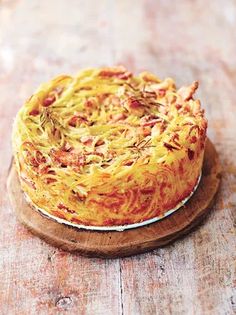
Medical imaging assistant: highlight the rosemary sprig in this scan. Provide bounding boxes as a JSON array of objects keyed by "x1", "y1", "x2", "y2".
[{"x1": 126, "y1": 138, "x2": 155, "y2": 153}]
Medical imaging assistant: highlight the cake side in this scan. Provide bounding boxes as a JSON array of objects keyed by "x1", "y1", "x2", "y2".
[{"x1": 12, "y1": 67, "x2": 207, "y2": 226}]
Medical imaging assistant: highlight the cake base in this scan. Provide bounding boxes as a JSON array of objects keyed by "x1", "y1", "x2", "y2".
[
  {"x1": 7, "y1": 138, "x2": 221, "y2": 258},
  {"x1": 23, "y1": 173, "x2": 202, "y2": 232}
]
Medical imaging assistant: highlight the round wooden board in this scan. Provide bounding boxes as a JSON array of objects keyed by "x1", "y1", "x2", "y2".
[{"x1": 7, "y1": 139, "x2": 221, "y2": 258}]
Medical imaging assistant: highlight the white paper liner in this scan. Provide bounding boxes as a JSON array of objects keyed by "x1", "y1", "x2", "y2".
[{"x1": 24, "y1": 173, "x2": 201, "y2": 232}]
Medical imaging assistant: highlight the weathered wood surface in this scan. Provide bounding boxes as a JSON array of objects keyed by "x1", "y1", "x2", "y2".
[
  {"x1": 7, "y1": 139, "x2": 221, "y2": 258},
  {"x1": 0, "y1": 0, "x2": 235, "y2": 314}
]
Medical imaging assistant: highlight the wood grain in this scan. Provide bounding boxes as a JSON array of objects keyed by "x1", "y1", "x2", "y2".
[
  {"x1": 7, "y1": 139, "x2": 221, "y2": 258},
  {"x1": 0, "y1": 0, "x2": 236, "y2": 314}
]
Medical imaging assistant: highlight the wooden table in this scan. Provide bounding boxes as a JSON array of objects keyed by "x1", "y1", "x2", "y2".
[{"x1": 0, "y1": 1, "x2": 235, "y2": 314}]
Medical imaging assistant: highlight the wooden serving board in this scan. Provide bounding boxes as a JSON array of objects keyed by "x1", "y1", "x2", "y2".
[{"x1": 7, "y1": 139, "x2": 221, "y2": 258}]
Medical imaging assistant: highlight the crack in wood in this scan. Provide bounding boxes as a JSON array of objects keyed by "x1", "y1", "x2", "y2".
[{"x1": 119, "y1": 259, "x2": 124, "y2": 315}]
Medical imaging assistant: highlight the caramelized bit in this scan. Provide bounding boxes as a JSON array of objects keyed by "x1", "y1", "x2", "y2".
[
  {"x1": 43, "y1": 95, "x2": 56, "y2": 107},
  {"x1": 170, "y1": 133, "x2": 180, "y2": 147},
  {"x1": 84, "y1": 98, "x2": 98, "y2": 114},
  {"x1": 74, "y1": 192, "x2": 86, "y2": 202},
  {"x1": 99, "y1": 66, "x2": 132, "y2": 80},
  {"x1": 29, "y1": 109, "x2": 40, "y2": 116},
  {"x1": 80, "y1": 135, "x2": 94, "y2": 146},
  {"x1": 45, "y1": 178, "x2": 57, "y2": 184},
  {"x1": 158, "y1": 89, "x2": 166, "y2": 97},
  {"x1": 150, "y1": 78, "x2": 175, "y2": 94},
  {"x1": 190, "y1": 136, "x2": 197, "y2": 143},
  {"x1": 62, "y1": 142, "x2": 73, "y2": 152},
  {"x1": 25, "y1": 149, "x2": 46, "y2": 168},
  {"x1": 127, "y1": 97, "x2": 143, "y2": 109},
  {"x1": 69, "y1": 114, "x2": 88, "y2": 127},
  {"x1": 111, "y1": 113, "x2": 127, "y2": 122},
  {"x1": 140, "y1": 115, "x2": 162, "y2": 127},
  {"x1": 163, "y1": 142, "x2": 179, "y2": 151},
  {"x1": 139, "y1": 71, "x2": 161, "y2": 83},
  {"x1": 178, "y1": 81, "x2": 199, "y2": 101},
  {"x1": 38, "y1": 165, "x2": 50, "y2": 175},
  {"x1": 85, "y1": 98, "x2": 97, "y2": 108},
  {"x1": 188, "y1": 148, "x2": 194, "y2": 160},
  {"x1": 95, "y1": 139, "x2": 105, "y2": 146},
  {"x1": 138, "y1": 126, "x2": 151, "y2": 136},
  {"x1": 124, "y1": 97, "x2": 145, "y2": 116},
  {"x1": 140, "y1": 187, "x2": 155, "y2": 194},
  {"x1": 58, "y1": 203, "x2": 75, "y2": 214},
  {"x1": 51, "y1": 149, "x2": 85, "y2": 167},
  {"x1": 122, "y1": 159, "x2": 134, "y2": 166},
  {"x1": 35, "y1": 151, "x2": 46, "y2": 164}
]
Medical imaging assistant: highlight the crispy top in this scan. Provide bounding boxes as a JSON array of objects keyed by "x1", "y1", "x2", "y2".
[{"x1": 14, "y1": 66, "x2": 206, "y2": 172}]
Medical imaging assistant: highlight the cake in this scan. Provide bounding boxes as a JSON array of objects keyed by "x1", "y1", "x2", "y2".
[{"x1": 12, "y1": 66, "x2": 207, "y2": 227}]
